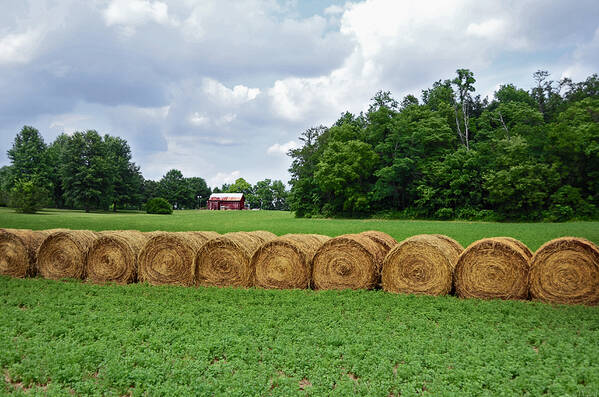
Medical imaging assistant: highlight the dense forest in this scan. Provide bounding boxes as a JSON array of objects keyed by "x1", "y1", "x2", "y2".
[
  {"x1": 0, "y1": 129, "x2": 288, "y2": 213},
  {"x1": 288, "y1": 70, "x2": 599, "y2": 221}
]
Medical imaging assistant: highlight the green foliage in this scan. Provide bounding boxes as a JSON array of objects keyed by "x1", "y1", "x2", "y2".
[
  {"x1": 145, "y1": 197, "x2": 173, "y2": 214},
  {"x1": 0, "y1": 166, "x2": 12, "y2": 206},
  {"x1": 60, "y1": 130, "x2": 112, "y2": 212},
  {"x1": 288, "y1": 70, "x2": 599, "y2": 220},
  {"x1": 1, "y1": 277, "x2": 599, "y2": 396},
  {"x1": 6, "y1": 126, "x2": 49, "y2": 189},
  {"x1": 9, "y1": 178, "x2": 49, "y2": 213}
]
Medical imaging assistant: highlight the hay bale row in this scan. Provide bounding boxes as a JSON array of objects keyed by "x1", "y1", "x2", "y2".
[{"x1": 1, "y1": 229, "x2": 597, "y2": 305}]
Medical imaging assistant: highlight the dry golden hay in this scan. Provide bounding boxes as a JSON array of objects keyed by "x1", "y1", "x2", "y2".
[
  {"x1": 251, "y1": 234, "x2": 331, "y2": 289},
  {"x1": 196, "y1": 231, "x2": 276, "y2": 287},
  {"x1": 0, "y1": 229, "x2": 51, "y2": 278},
  {"x1": 529, "y1": 237, "x2": 599, "y2": 305},
  {"x1": 382, "y1": 234, "x2": 463, "y2": 296},
  {"x1": 37, "y1": 230, "x2": 98, "y2": 280},
  {"x1": 138, "y1": 232, "x2": 215, "y2": 286},
  {"x1": 312, "y1": 233, "x2": 382, "y2": 290},
  {"x1": 454, "y1": 237, "x2": 530, "y2": 300},
  {"x1": 432, "y1": 234, "x2": 465, "y2": 254},
  {"x1": 495, "y1": 236, "x2": 533, "y2": 259},
  {"x1": 360, "y1": 230, "x2": 398, "y2": 257},
  {"x1": 85, "y1": 230, "x2": 150, "y2": 284}
]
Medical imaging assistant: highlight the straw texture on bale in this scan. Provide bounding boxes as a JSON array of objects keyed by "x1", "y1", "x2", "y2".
[
  {"x1": 196, "y1": 231, "x2": 276, "y2": 287},
  {"x1": 37, "y1": 230, "x2": 98, "y2": 280},
  {"x1": 360, "y1": 231, "x2": 398, "y2": 254},
  {"x1": 138, "y1": 232, "x2": 217, "y2": 286},
  {"x1": 312, "y1": 233, "x2": 382, "y2": 290},
  {"x1": 454, "y1": 237, "x2": 530, "y2": 300},
  {"x1": 529, "y1": 237, "x2": 599, "y2": 305},
  {"x1": 85, "y1": 230, "x2": 149, "y2": 284},
  {"x1": 382, "y1": 234, "x2": 463, "y2": 296},
  {"x1": 0, "y1": 229, "x2": 51, "y2": 278},
  {"x1": 251, "y1": 234, "x2": 330, "y2": 289}
]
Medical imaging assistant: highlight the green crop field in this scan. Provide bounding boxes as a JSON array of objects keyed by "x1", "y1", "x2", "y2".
[
  {"x1": 1, "y1": 208, "x2": 599, "y2": 395},
  {"x1": 1, "y1": 207, "x2": 598, "y2": 250}
]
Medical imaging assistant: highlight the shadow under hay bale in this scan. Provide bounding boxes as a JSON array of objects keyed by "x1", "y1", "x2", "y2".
[
  {"x1": 529, "y1": 237, "x2": 599, "y2": 306},
  {"x1": 138, "y1": 231, "x2": 218, "y2": 286},
  {"x1": 251, "y1": 234, "x2": 330, "y2": 289},
  {"x1": 196, "y1": 231, "x2": 276, "y2": 287},
  {"x1": 454, "y1": 237, "x2": 530, "y2": 300},
  {"x1": 0, "y1": 229, "x2": 51, "y2": 278},
  {"x1": 312, "y1": 233, "x2": 382, "y2": 290},
  {"x1": 37, "y1": 230, "x2": 98, "y2": 280},
  {"x1": 382, "y1": 234, "x2": 463, "y2": 296},
  {"x1": 85, "y1": 230, "x2": 149, "y2": 284}
]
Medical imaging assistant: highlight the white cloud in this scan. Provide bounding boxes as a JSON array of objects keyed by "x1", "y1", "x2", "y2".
[
  {"x1": 202, "y1": 78, "x2": 261, "y2": 105},
  {"x1": 189, "y1": 112, "x2": 209, "y2": 126},
  {"x1": 466, "y1": 19, "x2": 506, "y2": 39},
  {"x1": 267, "y1": 140, "x2": 299, "y2": 156},
  {"x1": 103, "y1": 0, "x2": 170, "y2": 27},
  {"x1": 0, "y1": 29, "x2": 42, "y2": 64},
  {"x1": 209, "y1": 170, "x2": 241, "y2": 187},
  {"x1": 324, "y1": 5, "x2": 345, "y2": 15}
]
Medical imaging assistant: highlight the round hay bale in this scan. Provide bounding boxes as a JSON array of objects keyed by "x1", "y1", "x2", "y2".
[
  {"x1": 196, "y1": 231, "x2": 276, "y2": 287},
  {"x1": 382, "y1": 234, "x2": 463, "y2": 296},
  {"x1": 85, "y1": 230, "x2": 149, "y2": 284},
  {"x1": 360, "y1": 230, "x2": 397, "y2": 257},
  {"x1": 529, "y1": 237, "x2": 599, "y2": 305},
  {"x1": 312, "y1": 234, "x2": 382, "y2": 290},
  {"x1": 432, "y1": 234, "x2": 465, "y2": 254},
  {"x1": 454, "y1": 238, "x2": 530, "y2": 300},
  {"x1": 0, "y1": 229, "x2": 51, "y2": 278},
  {"x1": 37, "y1": 230, "x2": 98, "y2": 280},
  {"x1": 495, "y1": 236, "x2": 533, "y2": 259},
  {"x1": 138, "y1": 232, "x2": 214, "y2": 286},
  {"x1": 252, "y1": 234, "x2": 330, "y2": 289}
]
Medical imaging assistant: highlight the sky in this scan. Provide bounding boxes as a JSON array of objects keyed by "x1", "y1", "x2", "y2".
[{"x1": 1, "y1": 0, "x2": 598, "y2": 188}]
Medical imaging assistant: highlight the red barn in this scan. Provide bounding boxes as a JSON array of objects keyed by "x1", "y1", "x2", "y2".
[{"x1": 207, "y1": 193, "x2": 245, "y2": 210}]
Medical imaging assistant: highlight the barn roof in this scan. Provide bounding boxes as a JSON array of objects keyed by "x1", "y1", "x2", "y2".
[{"x1": 208, "y1": 193, "x2": 244, "y2": 201}]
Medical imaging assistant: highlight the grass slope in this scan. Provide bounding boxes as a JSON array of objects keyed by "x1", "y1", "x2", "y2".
[
  {"x1": 1, "y1": 277, "x2": 598, "y2": 396},
  {"x1": 1, "y1": 207, "x2": 598, "y2": 250}
]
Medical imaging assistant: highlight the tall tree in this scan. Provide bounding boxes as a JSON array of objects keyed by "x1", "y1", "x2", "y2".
[
  {"x1": 7, "y1": 126, "x2": 48, "y2": 187},
  {"x1": 186, "y1": 177, "x2": 211, "y2": 208},
  {"x1": 61, "y1": 130, "x2": 112, "y2": 212},
  {"x1": 158, "y1": 169, "x2": 191, "y2": 209},
  {"x1": 104, "y1": 135, "x2": 143, "y2": 211},
  {"x1": 452, "y1": 69, "x2": 476, "y2": 149}
]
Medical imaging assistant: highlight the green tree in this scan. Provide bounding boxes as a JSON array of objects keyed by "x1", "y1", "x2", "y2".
[
  {"x1": 186, "y1": 177, "x2": 211, "y2": 208},
  {"x1": 7, "y1": 126, "x2": 49, "y2": 188},
  {"x1": 288, "y1": 126, "x2": 328, "y2": 217},
  {"x1": 314, "y1": 140, "x2": 377, "y2": 215},
  {"x1": 10, "y1": 178, "x2": 50, "y2": 213},
  {"x1": 104, "y1": 135, "x2": 143, "y2": 211},
  {"x1": 452, "y1": 69, "x2": 476, "y2": 149},
  {"x1": 158, "y1": 169, "x2": 191, "y2": 209},
  {"x1": 61, "y1": 130, "x2": 112, "y2": 212},
  {"x1": 46, "y1": 134, "x2": 70, "y2": 208},
  {"x1": 0, "y1": 166, "x2": 14, "y2": 206}
]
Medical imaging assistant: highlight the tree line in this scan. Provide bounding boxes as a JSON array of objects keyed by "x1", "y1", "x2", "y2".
[
  {"x1": 288, "y1": 70, "x2": 599, "y2": 221},
  {"x1": 1, "y1": 129, "x2": 288, "y2": 212}
]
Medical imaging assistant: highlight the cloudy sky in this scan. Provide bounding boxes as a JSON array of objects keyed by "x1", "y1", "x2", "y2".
[{"x1": 1, "y1": 0, "x2": 598, "y2": 187}]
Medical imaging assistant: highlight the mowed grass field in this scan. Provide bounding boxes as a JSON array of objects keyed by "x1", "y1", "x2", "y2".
[{"x1": 1, "y1": 207, "x2": 599, "y2": 395}]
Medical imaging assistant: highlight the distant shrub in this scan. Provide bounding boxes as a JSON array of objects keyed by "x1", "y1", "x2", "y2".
[
  {"x1": 146, "y1": 198, "x2": 173, "y2": 214},
  {"x1": 9, "y1": 179, "x2": 49, "y2": 214},
  {"x1": 435, "y1": 208, "x2": 454, "y2": 220}
]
